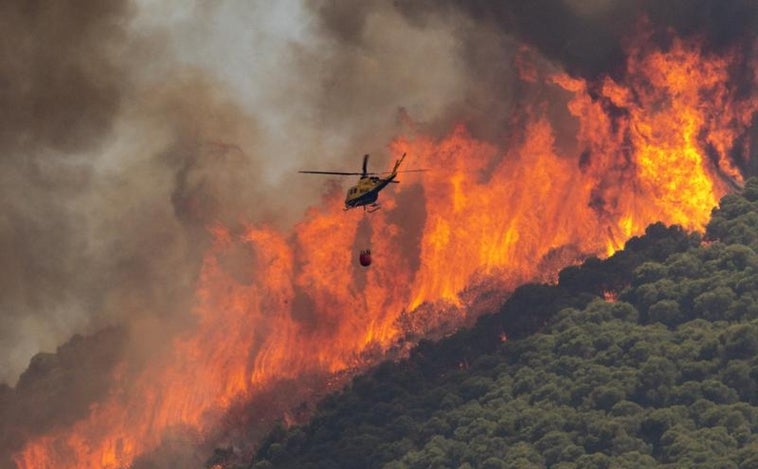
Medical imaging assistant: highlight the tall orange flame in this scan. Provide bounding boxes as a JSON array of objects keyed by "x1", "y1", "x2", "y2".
[{"x1": 14, "y1": 31, "x2": 756, "y2": 468}]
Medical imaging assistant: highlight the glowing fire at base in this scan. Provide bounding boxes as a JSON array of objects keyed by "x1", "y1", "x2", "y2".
[{"x1": 14, "y1": 30, "x2": 756, "y2": 468}]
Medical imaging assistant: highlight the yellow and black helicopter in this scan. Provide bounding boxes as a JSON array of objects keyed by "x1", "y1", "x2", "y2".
[{"x1": 299, "y1": 153, "x2": 422, "y2": 212}]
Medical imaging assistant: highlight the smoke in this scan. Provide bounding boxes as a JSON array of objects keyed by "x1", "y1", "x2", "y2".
[
  {"x1": 311, "y1": 0, "x2": 757, "y2": 159},
  {"x1": 0, "y1": 0, "x2": 133, "y2": 385},
  {"x1": 396, "y1": 0, "x2": 756, "y2": 77},
  {"x1": 0, "y1": 0, "x2": 272, "y2": 386}
]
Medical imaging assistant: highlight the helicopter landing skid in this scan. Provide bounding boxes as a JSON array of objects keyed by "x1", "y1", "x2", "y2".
[{"x1": 366, "y1": 204, "x2": 381, "y2": 213}]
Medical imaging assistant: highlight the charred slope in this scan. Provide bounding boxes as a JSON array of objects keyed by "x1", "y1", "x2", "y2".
[{"x1": 246, "y1": 179, "x2": 758, "y2": 469}]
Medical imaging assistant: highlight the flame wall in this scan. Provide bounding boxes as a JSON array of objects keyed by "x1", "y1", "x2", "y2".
[{"x1": 11, "y1": 23, "x2": 757, "y2": 467}]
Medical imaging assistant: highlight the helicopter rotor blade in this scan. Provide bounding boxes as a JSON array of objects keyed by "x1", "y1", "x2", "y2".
[
  {"x1": 362, "y1": 154, "x2": 369, "y2": 178},
  {"x1": 298, "y1": 171, "x2": 364, "y2": 176},
  {"x1": 378, "y1": 169, "x2": 429, "y2": 174}
]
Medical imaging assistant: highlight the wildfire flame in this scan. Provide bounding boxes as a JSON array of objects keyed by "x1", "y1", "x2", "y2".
[{"x1": 14, "y1": 29, "x2": 756, "y2": 468}]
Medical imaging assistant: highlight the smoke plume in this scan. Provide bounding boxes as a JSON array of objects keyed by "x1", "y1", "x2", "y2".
[{"x1": 0, "y1": 0, "x2": 133, "y2": 385}]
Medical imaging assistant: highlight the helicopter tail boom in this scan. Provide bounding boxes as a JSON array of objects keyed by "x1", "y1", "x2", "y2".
[{"x1": 388, "y1": 153, "x2": 406, "y2": 180}]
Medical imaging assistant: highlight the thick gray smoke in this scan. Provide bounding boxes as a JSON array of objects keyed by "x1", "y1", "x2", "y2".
[
  {"x1": 393, "y1": 0, "x2": 757, "y2": 79},
  {"x1": 0, "y1": 0, "x2": 269, "y2": 387},
  {"x1": 311, "y1": 0, "x2": 756, "y2": 142},
  {"x1": 312, "y1": 0, "x2": 757, "y2": 164},
  {"x1": 0, "y1": 0, "x2": 134, "y2": 385}
]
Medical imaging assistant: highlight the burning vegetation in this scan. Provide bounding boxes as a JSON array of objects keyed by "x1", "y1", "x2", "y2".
[
  {"x1": 251, "y1": 180, "x2": 758, "y2": 468},
  {"x1": 2, "y1": 1, "x2": 757, "y2": 468}
]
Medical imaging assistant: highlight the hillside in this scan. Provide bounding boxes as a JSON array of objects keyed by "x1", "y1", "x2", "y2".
[{"x1": 242, "y1": 178, "x2": 758, "y2": 469}]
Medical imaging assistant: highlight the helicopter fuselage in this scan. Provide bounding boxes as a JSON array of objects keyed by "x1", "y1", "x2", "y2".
[{"x1": 344, "y1": 176, "x2": 394, "y2": 209}]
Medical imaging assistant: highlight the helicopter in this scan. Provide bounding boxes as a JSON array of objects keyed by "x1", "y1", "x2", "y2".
[{"x1": 299, "y1": 153, "x2": 423, "y2": 212}]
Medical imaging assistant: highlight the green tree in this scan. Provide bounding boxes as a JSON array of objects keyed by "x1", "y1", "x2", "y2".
[
  {"x1": 721, "y1": 322, "x2": 758, "y2": 360},
  {"x1": 648, "y1": 299, "x2": 684, "y2": 326},
  {"x1": 693, "y1": 286, "x2": 738, "y2": 321}
]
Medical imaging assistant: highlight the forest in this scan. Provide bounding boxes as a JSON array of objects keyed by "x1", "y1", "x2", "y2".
[{"x1": 237, "y1": 178, "x2": 758, "y2": 469}]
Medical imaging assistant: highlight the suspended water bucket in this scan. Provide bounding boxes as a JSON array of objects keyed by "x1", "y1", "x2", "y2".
[{"x1": 359, "y1": 249, "x2": 372, "y2": 267}]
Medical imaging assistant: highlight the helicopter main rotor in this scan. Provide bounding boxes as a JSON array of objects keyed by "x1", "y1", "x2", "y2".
[{"x1": 299, "y1": 154, "x2": 425, "y2": 178}]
